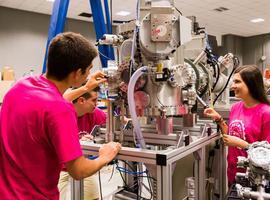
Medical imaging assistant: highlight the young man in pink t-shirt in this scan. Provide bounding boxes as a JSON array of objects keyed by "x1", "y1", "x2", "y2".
[
  {"x1": 0, "y1": 32, "x2": 121, "y2": 200},
  {"x1": 59, "y1": 87, "x2": 106, "y2": 200},
  {"x1": 74, "y1": 87, "x2": 106, "y2": 137}
]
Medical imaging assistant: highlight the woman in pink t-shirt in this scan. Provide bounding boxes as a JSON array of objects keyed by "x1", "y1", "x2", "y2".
[{"x1": 204, "y1": 65, "x2": 270, "y2": 186}]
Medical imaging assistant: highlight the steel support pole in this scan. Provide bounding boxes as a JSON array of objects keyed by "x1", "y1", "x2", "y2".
[
  {"x1": 194, "y1": 147, "x2": 206, "y2": 200},
  {"x1": 70, "y1": 179, "x2": 84, "y2": 200}
]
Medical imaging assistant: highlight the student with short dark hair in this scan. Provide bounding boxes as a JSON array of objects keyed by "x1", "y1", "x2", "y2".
[{"x1": 0, "y1": 32, "x2": 121, "y2": 200}]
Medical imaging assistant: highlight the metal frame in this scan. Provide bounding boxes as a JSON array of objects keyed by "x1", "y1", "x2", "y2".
[
  {"x1": 43, "y1": 0, "x2": 114, "y2": 73},
  {"x1": 72, "y1": 132, "x2": 224, "y2": 200},
  {"x1": 89, "y1": 0, "x2": 114, "y2": 67},
  {"x1": 42, "y1": 0, "x2": 69, "y2": 73}
]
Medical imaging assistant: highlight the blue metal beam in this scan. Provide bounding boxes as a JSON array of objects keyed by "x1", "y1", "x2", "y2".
[
  {"x1": 103, "y1": 0, "x2": 112, "y2": 34},
  {"x1": 42, "y1": 0, "x2": 70, "y2": 73},
  {"x1": 43, "y1": 0, "x2": 114, "y2": 71},
  {"x1": 89, "y1": 0, "x2": 114, "y2": 68},
  {"x1": 103, "y1": 0, "x2": 114, "y2": 62}
]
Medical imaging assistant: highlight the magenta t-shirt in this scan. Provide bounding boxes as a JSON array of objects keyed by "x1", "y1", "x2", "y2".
[
  {"x1": 0, "y1": 75, "x2": 82, "y2": 200},
  {"x1": 77, "y1": 107, "x2": 106, "y2": 133},
  {"x1": 227, "y1": 101, "x2": 270, "y2": 184}
]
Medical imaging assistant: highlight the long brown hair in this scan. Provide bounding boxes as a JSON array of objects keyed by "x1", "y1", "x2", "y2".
[{"x1": 234, "y1": 65, "x2": 270, "y2": 105}]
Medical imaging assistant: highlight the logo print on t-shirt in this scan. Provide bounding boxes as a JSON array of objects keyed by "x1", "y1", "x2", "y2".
[{"x1": 229, "y1": 119, "x2": 246, "y2": 140}]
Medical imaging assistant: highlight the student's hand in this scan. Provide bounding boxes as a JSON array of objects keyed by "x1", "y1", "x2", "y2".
[
  {"x1": 122, "y1": 116, "x2": 131, "y2": 124},
  {"x1": 80, "y1": 134, "x2": 94, "y2": 141},
  {"x1": 98, "y1": 142, "x2": 121, "y2": 165},
  {"x1": 204, "y1": 107, "x2": 221, "y2": 121},
  {"x1": 223, "y1": 134, "x2": 248, "y2": 149},
  {"x1": 85, "y1": 71, "x2": 107, "y2": 91}
]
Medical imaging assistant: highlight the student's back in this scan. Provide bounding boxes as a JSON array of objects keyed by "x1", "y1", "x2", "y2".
[{"x1": 0, "y1": 75, "x2": 81, "y2": 200}]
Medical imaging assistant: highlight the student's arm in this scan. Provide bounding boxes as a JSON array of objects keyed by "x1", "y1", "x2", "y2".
[
  {"x1": 204, "y1": 108, "x2": 249, "y2": 149},
  {"x1": 64, "y1": 86, "x2": 89, "y2": 102},
  {"x1": 204, "y1": 107, "x2": 228, "y2": 134},
  {"x1": 63, "y1": 71, "x2": 107, "y2": 102},
  {"x1": 222, "y1": 134, "x2": 249, "y2": 149},
  {"x1": 214, "y1": 116, "x2": 228, "y2": 135},
  {"x1": 65, "y1": 142, "x2": 121, "y2": 180}
]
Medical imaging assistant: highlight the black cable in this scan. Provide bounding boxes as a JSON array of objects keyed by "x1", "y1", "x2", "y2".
[
  {"x1": 120, "y1": 160, "x2": 137, "y2": 172},
  {"x1": 136, "y1": 184, "x2": 139, "y2": 200},
  {"x1": 205, "y1": 49, "x2": 221, "y2": 92},
  {"x1": 116, "y1": 161, "x2": 155, "y2": 200},
  {"x1": 213, "y1": 66, "x2": 236, "y2": 105},
  {"x1": 174, "y1": 6, "x2": 182, "y2": 15},
  {"x1": 211, "y1": 59, "x2": 220, "y2": 92},
  {"x1": 146, "y1": 171, "x2": 153, "y2": 199},
  {"x1": 116, "y1": 163, "x2": 128, "y2": 187},
  {"x1": 211, "y1": 59, "x2": 217, "y2": 78},
  {"x1": 108, "y1": 164, "x2": 115, "y2": 182},
  {"x1": 98, "y1": 171, "x2": 103, "y2": 200},
  {"x1": 128, "y1": 181, "x2": 139, "y2": 190},
  {"x1": 134, "y1": 25, "x2": 142, "y2": 64},
  {"x1": 213, "y1": 55, "x2": 240, "y2": 105},
  {"x1": 207, "y1": 55, "x2": 217, "y2": 85}
]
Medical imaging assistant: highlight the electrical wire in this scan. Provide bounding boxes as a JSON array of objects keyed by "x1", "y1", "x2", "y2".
[
  {"x1": 145, "y1": 171, "x2": 154, "y2": 199},
  {"x1": 156, "y1": 85, "x2": 165, "y2": 107},
  {"x1": 207, "y1": 71, "x2": 214, "y2": 107},
  {"x1": 117, "y1": 164, "x2": 128, "y2": 187},
  {"x1": 121, "y1": 160, "x2": 137, "y2": 172},
  {"x1": 213, "y1": 60, "x2": 238, "y2": 105},
  {"x1": 204, "y1": 33, "x2": 222, "y2": 92},
  {"x1": 108, "y1": 164, "x2": 115, "y2": 182},
  {"x1": 98, "y1": 171, "x2": 103, "y2": 200},
  {"x1": 211, "y1": 59, "x2": 220, "y2": 92},
  {"x1": 156, "y1": 92, "x2": 165, "y2": 107},
  {"x1": 116, "y1": 161, "x2": 155, "y2": 200},
  {"x1": 174, "y1": 6, "x2": 183, "y2": 15},
  {"x1": 116, "y1": 166, "x2": 147, "y2": 175},
  {"x1": 98, "y1": 49, "x2": 113, "y2": 60}
]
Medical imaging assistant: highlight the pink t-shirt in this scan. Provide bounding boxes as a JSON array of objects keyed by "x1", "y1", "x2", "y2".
[
  {"x1": 0, "y1": 75, "x2": 82, "y2": 200},
  {"x1": 77, "y1": 107, "x2": 106, "y2": 133},
  {"x1": 227, "y1": 101, "x2": 270, "y2": 184}
]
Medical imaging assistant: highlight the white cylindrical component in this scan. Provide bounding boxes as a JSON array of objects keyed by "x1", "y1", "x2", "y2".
[
  {"x1": 99, "y1": 34, "x2": 124, "y2": 45},
  {"x1": 218, "y1": 53, "x2": 234, "y2": 73},
  {"x1": 127, "y1": 66, "x2": 148, "y2": 149},
  {"x1": 192, "y1": 50, "x2": 206, "y2": 65},
  {"x1": 213, "y1": 73, "x2": 227, "y2": 93}
]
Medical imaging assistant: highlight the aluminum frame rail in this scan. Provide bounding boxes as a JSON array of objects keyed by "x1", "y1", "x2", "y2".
[{"x1": 71, "y1": 133, "x2": 226, "y2": 200}]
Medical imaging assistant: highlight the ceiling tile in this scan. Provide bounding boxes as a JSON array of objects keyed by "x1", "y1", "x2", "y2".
[{"x1": 0, "y1": 0, "x2": 269, "y2": 37}]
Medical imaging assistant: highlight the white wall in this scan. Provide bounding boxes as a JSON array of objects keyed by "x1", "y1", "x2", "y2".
[{"x1": 0, "y1": 6, "x2": 102, "y2": 79}]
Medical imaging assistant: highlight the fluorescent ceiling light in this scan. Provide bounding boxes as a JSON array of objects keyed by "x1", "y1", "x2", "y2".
[
  {"x1": 46, "y1": 0, "x2": 55, "y2": 2},
  {"x1": 116, "y1": 11, "x2": 131, "y2": 16},
  {"x1": 250, "y1": 18, "x2": 265, "y2": 23}
]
